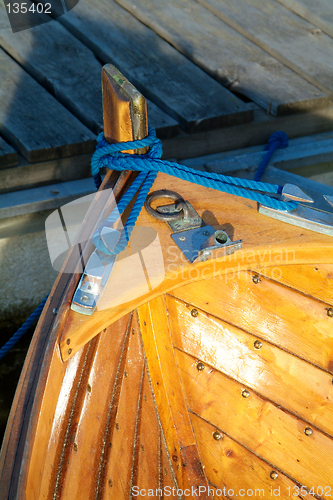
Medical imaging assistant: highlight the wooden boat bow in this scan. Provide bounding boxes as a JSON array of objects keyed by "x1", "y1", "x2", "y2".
[{"x1": 1, "y1": 66, "x2": 333, "y2": 500}]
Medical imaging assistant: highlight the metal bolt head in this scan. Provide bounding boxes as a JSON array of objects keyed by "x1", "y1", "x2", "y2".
[
  {"x1": 327, "y1": 308, "x2": 333, "y2": 317},
  {"x1": 252, "y1": 274, "x2": 261, "y2": 284},
  {"x1": 197, "y1": 362, "x2": 205, "y2": 371},
  {"x1": 201, "y1": 250, "x2": 211, "y2": 261},
  {"x1": 304, "y1": 427, "x2": 313, "y2": 436},
  {"x1": 212, "y1": 431, "x2": 222, "y2": 441},
  {"x1": 81, "y1": 295, "x2": 89, "y2": 302},
  {"x1": 254, "y1": 340, "x2": 262, "y2": 349},
  {"x1": 66, "y1": 338, "x2": 71, "y2": 345},
  {"x1": 270, "y1": 471, "x2": 278, "y2": 480},
  {"x1": 241, "y1": 389, "x2": 250, "y2": 398},
  {"x1": 179, "y1": 236, "x2": 186, "y2": 242},
  {"x1": 191, "y1": 308, "x2": 199, "y2": 317},
  {"x1": 52, "y1": 308, "x2": 58, "y2": 315},
  {"x1": 73, "y1": 443, "x2": 78, "y2": 451},
  {"x1": 68, "y1": 348, "x2": 72, "y2": 355}
]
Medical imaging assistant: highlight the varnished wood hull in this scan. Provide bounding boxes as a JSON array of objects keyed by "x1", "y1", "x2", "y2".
[{"x1": 1, "y1": 172, "x2": 333, "y2": 500}]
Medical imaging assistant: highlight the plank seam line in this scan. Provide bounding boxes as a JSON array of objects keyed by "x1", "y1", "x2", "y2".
[
  {"x1": 52, "y1": 340, "x2": 94, "y2": 499},
  {"x1": 129, "y1": 362, "x2": 145, "y2": 495},
  {"x1": 136, "y1": 309, "x2": 180, "y2": 493},
  {"x1": 167, "y1": 293, "x2": 333, "y2": 375},
  {"x1": 187, "y1": 409, "x2": 309, "y2": 487},
  {"x1": 175, "y1": 347, "x2": 333, "y2": 440},
  {"x1": 250, "y1": 268, "x2": 333, "y2": 307},
  {"x1": 164, "y1": 293, "x2": 215, "y2": 476},
  {"x1": 94, "y1": 312, "x2": 133, "y2": 499}
]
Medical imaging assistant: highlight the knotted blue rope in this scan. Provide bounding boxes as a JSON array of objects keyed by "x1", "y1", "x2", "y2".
[
  {"x1": 92, "y1": 127, "x2": 297, "y2": 222},
  {"x1": 0, "y1": 294, "x2": 49, "y2": 361},
  {"x1": 254, "y1": 131, "x2": 289, "y2": 181}
]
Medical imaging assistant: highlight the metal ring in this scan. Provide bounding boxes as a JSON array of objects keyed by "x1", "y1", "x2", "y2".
[{"x1": 144, "y1": 190, "x2": 188, "y2": 221}]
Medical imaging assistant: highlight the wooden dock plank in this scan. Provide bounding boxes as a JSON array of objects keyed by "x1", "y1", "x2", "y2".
[
  {"x1": 196, "y1": 0, "x2": 333, "y2": 96},
  {"x1": 0, "y1": 136, "x2": 17, "y2": 168},
  {"x1": 115, "y1": 0, "x2": 328, "y2": 116},
  {"x1": 275, "y1": 0, "x2": 333, "y2": 38},
  {"x1": 0, "y1": 48, "x2": 95, "y2": 162},
  {"x1": 51, "y1": 0, "x2": 252, "y2": 132},
  {"x1": 0, "y1": 3, "x2": 179, "y2": 138},
  {"x1": 0, "y1": 1, "x2": 103, "y2": 135}
]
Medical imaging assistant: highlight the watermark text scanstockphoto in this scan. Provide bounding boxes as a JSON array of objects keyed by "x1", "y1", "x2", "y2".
[{"x1": 131, "y1": 485, "x2": 332, "y2": 497}]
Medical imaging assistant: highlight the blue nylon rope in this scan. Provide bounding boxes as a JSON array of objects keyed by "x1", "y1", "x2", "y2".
[
  {"x1": 254, "y1": 131, "x2": 289, "y2": 181},
  {"x1": 0, "y1": 128, "x2": 293, "y2": 359},
  {"x1": 0, "y1": 294, "x2": 49, "y2": 361},
  {"x1": 91, "y1": 127, "x2": 297, "y2": 214}
]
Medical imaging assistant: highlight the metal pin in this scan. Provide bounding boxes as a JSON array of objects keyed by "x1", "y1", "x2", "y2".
[
  {"x1": 197, "y1": 362, "x2": 205, "y2": 371},
  {"x1": 66, "y1": 338, "x2": 71, "y2": 345},
  {"x1": 252, "y1": 275, "x2": 261, "y2": 284},
  {"x1": 68, "y1": 348, "x2": 72, "y2": 355},
  {"x1": 304, "y1": 427, "x2": 313, "y2": 436},
  {"x1": 191, "y1": 309, "x2": 199, "y2": 317},
  {"x1": 52, "y1": 308, "x2": 58, "y2": 315},
  {"x1": 241, "y1": 389, "x2": 250, "y2": 398},
  {"x1": 254, "y1": 340, "x2": 262, "y2": 349},
  {"x1": 213, "y1": 431, "x2": 222, "y2": 441},
  {"x1": 270, "y1": 471, "x2": 278, "y2": 480}
]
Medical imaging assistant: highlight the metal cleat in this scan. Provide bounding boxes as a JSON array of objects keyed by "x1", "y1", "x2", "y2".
[{"x1": 259, "y1": 183, "x2": 333, "y2": 236}]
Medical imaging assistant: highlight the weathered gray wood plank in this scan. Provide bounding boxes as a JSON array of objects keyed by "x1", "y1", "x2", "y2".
[
  {"x1": 115, "y1": 0, "x2": 328, "y2": 115},
  {"x1": 147, "y1": 102, "x2": 179, "y2": 138},
  {"x1": 275, "y1": 0, "x2": 333, "y2": 38},
  {"x1": 0, "y1": 177, "x2": 96, "y2": 219},
  {"x1": 196, "y1": 0, "x2": 333, "y2": 96},
  {"x1": 0, "y1": 136, "x2": 17, "y2": 168},
  {"x1": 48, "y1": 0, "x2": 252, "y2": 132},
  {"x1": 0, "y1": 2, "x2": 103, "y2": 134},
  {"x1": 0, "y1": 2, "x2": 178, "y2": 138},
  {"x1": 0, "y1": 48, "x2": 95, "y2": 162}
]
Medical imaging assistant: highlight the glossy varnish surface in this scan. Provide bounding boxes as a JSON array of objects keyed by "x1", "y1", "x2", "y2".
[
  {"x1": 1, "y1": 178, "x2": 333, "y2": 498},
  {"x1": 2, "y1": 261, "x2": 333, "y2": 498}
]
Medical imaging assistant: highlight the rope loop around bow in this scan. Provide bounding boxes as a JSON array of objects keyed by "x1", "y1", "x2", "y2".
[{"x1": 91, "y1": 127, "x2": 297, "y2": 255}]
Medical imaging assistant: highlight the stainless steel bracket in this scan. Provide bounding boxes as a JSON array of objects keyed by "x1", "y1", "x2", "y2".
[
  {"x1": 259, "y1": 183, "x2": 333, "y2": 237},
  {"x1": 71, "y1": 226, "x2": 121, "y2": 315},
  {"x1": 145, "y1": 190, "x2": 242, "y2": 263},
  {"x1": 71, "y1": 250, "x2": 117, "y2": 315},
  {"x1": 171, "y1": 226, "x2": 242, "y2": 263}
]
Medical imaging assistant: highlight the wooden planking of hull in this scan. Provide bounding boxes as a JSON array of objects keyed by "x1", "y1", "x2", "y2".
[
  {"x1": 1, "y1": 170, "x2": 333, "y2": 499},
  {"x1": 2, "y1": 67, "x2": 333, "y2": 499}
]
